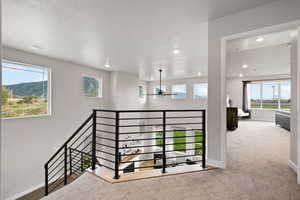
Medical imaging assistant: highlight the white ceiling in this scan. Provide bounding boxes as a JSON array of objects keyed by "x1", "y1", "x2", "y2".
[
  {"x1": 3, "y1": 0, "x2": 280, "y2": 80},
  {"x1": 226, "y1": 30, "x2": 298, "y2": 78}
]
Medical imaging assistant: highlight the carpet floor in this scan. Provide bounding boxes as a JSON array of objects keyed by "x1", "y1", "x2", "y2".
[{"x1": 41, "y1": 121, "x2": 300, "y2": 200}]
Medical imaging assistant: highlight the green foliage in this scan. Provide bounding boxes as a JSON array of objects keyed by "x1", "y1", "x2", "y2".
[
  {"x1": 173, "y1": 130, "x2": 186, "y2": 152},
  {"x1": 2, "y1": 87, "x2": 10, "y2": 105},
  {"x1": 156, "y1": 131, "x2": 163, "y2": 146},
  {"x1": 18, "y1": 96, "x2": 38, "y2": 104},
  {"x1": 194, "y1": 131, "x2": 203, "y2": 155},
  {"x1": 5, "y1": 81, "x2": 48, "y2": 97}
]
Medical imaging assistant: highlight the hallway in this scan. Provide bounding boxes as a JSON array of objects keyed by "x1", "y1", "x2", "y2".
[{"x1": 41, "y1": 121, "x2": 300, "y2": 200}]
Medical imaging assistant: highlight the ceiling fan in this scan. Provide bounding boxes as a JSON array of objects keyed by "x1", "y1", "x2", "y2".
[{"x1": 146, "y1": 69, "x2": 176, "y2": 96}]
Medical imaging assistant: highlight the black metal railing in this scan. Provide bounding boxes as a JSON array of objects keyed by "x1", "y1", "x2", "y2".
[{"x1": 44, "y1": 109, "x2": 206, "y2": 196}]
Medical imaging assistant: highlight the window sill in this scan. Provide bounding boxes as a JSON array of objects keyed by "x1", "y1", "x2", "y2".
[{"x1": 2, "y1": 114, "x2": 52, "y2": 120}]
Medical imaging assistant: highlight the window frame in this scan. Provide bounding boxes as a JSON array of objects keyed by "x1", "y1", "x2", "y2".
[
  {"x1": 2, "y1": 60, "x2": 52, "y2": 120},
  {"x1": 171, "y1": 84, "x2": 187, "y2": 99},
  {"x1": 193, "y1": 83, "x2": 208, "y2": 99},
  {"x1": 249, "y1": 80, "x2": 290, "y2": 110},
  {"x1": 82, "y1": 75, "x2": 103, "y2": 98}
]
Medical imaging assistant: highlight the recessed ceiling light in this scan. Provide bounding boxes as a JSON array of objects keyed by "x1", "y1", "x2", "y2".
[
  {"x1": 239, "y1": 73, "x2": 244, "y2": 77},
  {"x1": 197, "y1": 72, "x2": 202, "y2": 76},
  {"x1": 242, "y1": 64, "x2": 248, "y2": 69},
  {"x1": 256, "y1": 37, "x2": 264, "y2": 42},
  {"x1": 104, "y1": 64, "x2": 110, "y2": 68},
  {"x1": 173, "y1": 49, "x2": 180, "y2": 54}
]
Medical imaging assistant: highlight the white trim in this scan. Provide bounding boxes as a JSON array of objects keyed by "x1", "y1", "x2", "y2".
[
  {"x1": 5, "y1": 182, "x2": 44, "y2": 200},
  {"x1": 207, "y1": 158, "x2": 225, "y2": 169},
  {"x1": 289, "y1": 160, "x2": 298, "y2": 174},
  {"x1": 2, "y1": 60, "x2": 52, "y2": 119},
  {"x1": 221, "y1": 19, "x2": 300, "y2": 182}
]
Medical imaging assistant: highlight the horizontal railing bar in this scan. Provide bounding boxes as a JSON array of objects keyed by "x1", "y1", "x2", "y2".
[
  {"x1": 121, "y1": 151, "x2": 162, "y2": 157},
  {"x1": 166, "y1": 154, "x2": 202, "y2": 160},
  {"x1": 96, "y1": 116, "x2": 116, "y2": 120},
  {"x1": 119, "y1": 124, "x2": 163, "y2": 128},
  {"x1": 48, "y1": 159, "x2": 65, "y2": 176},
  {"x1": 70, "y1": 143, "x2": 92, "y2": 161},
  {"x1": 119, "y1": 142, "x2": 203, "y2": 149},
  {"x1": 120, "y1": 158, "x2": 156, "y2": 164},
  {"x1": 119, "y1": 135, "x2": 203, "y2": 142},
  {"x1": 166, "y1": 123, "x2": 202, "y2": 126},
  {"x1": 94, "y1": 110, "x2": 118, "y2": 113},
  {"x1": 70, "y1": 148, "x2": 92, "y2": 157},
  {"x1": 96, "y1": 156, "x2": 115, "y2": 163},
  {"x1": 119, "y1": 129, "x2": 203, "y2": 135},
  {"x1": 166, "y1": 116, "x2": 203, "y2": 119},
  {"x1": 96, "y1": 123, "x2": 116, "y2": 127},
  {"x1": 96, "y1": 129, "x2": 115, "y2": 134},
  {"x1": 71, "y1": 134, "x2": 92, "y2": 153},
  {"x1": 119, "y1": 117, "x2": 163, "y2": 120},
  {"x1": 96, "y1": 136, "x2": 115, "y2": 142},
  {"x1": 96, "y1": 142, "x2": 115, "y2": 149},
  {"x1": 45, "y1": 113, "x2": 93, "y2": 165},
  {"x1": 96, "y1": 150, "x2": 115, "y2": 156},
  {"x1": 47, "y1": 152, "x2": 64, "y2": 170},
  {"x1": 119, "y1": 165, "x2": 157, "y2": 171},
  {"x1": 111, "y1": 109, "x2": 205, "y2": 113},
  {"x1": 68, "y1": 124, "x2": 93, "y2": 148}
]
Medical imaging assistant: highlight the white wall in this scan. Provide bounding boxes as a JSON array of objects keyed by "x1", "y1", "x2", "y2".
[
  {"x1": 110, "y1": 71, "x2": 147, "y2": 110},
  {"x1": 147, "y1": 77, "x2": 207, "y2": 110},
  {"x1": 1, "y1": 47, "x2": 111, "y2": 200},
  {"x1": 208, "y1": 0, "x2": 300, "y2": 169}
]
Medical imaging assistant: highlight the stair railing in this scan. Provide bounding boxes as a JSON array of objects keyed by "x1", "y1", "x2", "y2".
[{"x1": 44, "y1": 111, "x2": 97, "y2": 195}]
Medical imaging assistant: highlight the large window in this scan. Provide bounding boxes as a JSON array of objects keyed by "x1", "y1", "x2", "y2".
[
  {"x1": 249, "y1": 80, "x2": 291, "y2": 109},
  {"x1": 2, "y1": 61, "x2": 50, "y2": 118},
  {"x1": 193, "y1": 83, "x2": 208, "y2": 99},
  {"x1": 83, "y1": 76, "x2": 102, "y2": 97},
  {"x1": 172, "y1": 84, "x2": 187, "y2": 99}
]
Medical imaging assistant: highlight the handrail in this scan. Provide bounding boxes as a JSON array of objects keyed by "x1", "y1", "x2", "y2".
[
  {"x1": 45, "y1": 113, "x2": 93, "y2": 166},
  {"x1": 94, "y1": 109, "x2": 205, "y2": 112},
  {"x1": 45, "y1": 109, "x2": 206, "y2": 196}
]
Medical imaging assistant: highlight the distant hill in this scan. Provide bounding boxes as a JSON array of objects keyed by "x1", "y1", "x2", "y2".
[{"x1": 4, "y1": 81, "x2": 48, "y2": 97}]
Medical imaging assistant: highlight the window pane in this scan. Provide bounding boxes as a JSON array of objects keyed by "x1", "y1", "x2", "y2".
[
  {"x1": 2, "y1": 62, "x2": 49, "y2": 118},
  {"x1": 262, "y1": 82, "x2": 279, "y2": 109},
  {"x1": 172, "y1": 84, "x2": 186, "y2": 99},
  {"x1": 250, "y1": 83, "x2": 261, "y2": 108},
  {"x1": 193, "y1": 83, "x2": 208, "y2": 99},
  {"x1": 280, "y1": 81, "x2": 291, "y2": 109},
  {"x1": 83, "y1": 77, "x2": 101, "y2": 97}
]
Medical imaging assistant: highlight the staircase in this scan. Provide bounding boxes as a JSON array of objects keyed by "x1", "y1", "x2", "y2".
[{"x1": 44, "y1": 109, "x2": 206, "y2": 196}]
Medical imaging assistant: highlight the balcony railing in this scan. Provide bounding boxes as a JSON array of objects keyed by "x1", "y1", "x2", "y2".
[{"x1": 44, "y1": 109, "x2": 206, "y2": 195}]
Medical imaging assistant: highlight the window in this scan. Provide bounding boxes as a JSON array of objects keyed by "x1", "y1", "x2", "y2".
[
  {"x1": 172, "y1": 84, "x2": 187, "y2": 99},
  {"x1": 83, "y1": 76, "x2": 102, "y2": 97},
  {"x1": 249, "y1": 80, "x2": 291, "y2": 109},
  {"x1": 139, "y1": 85, "x2": 144, "y2": 98},
  {"x1": 193, "y1": 83, "x2": 208, "y2": 99},
  {"x1": 2, "y1": 61, "x2": 50, "y2": 118}
]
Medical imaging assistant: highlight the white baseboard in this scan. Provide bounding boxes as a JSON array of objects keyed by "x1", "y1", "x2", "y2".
[
  {"x1": 288, "y1": 160, "x2": 298, "y2": 174},
  {"x1": 207, "y1": 158, "x2": 225, "y2": 169},
  {"x1": 5, "y1": 182, "x2": 44, "y2": 200}
]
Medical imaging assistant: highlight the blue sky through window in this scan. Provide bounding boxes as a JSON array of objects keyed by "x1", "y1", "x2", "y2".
[{"x1": 2, "y1": 62, "x2": 48, "y2": 86}]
